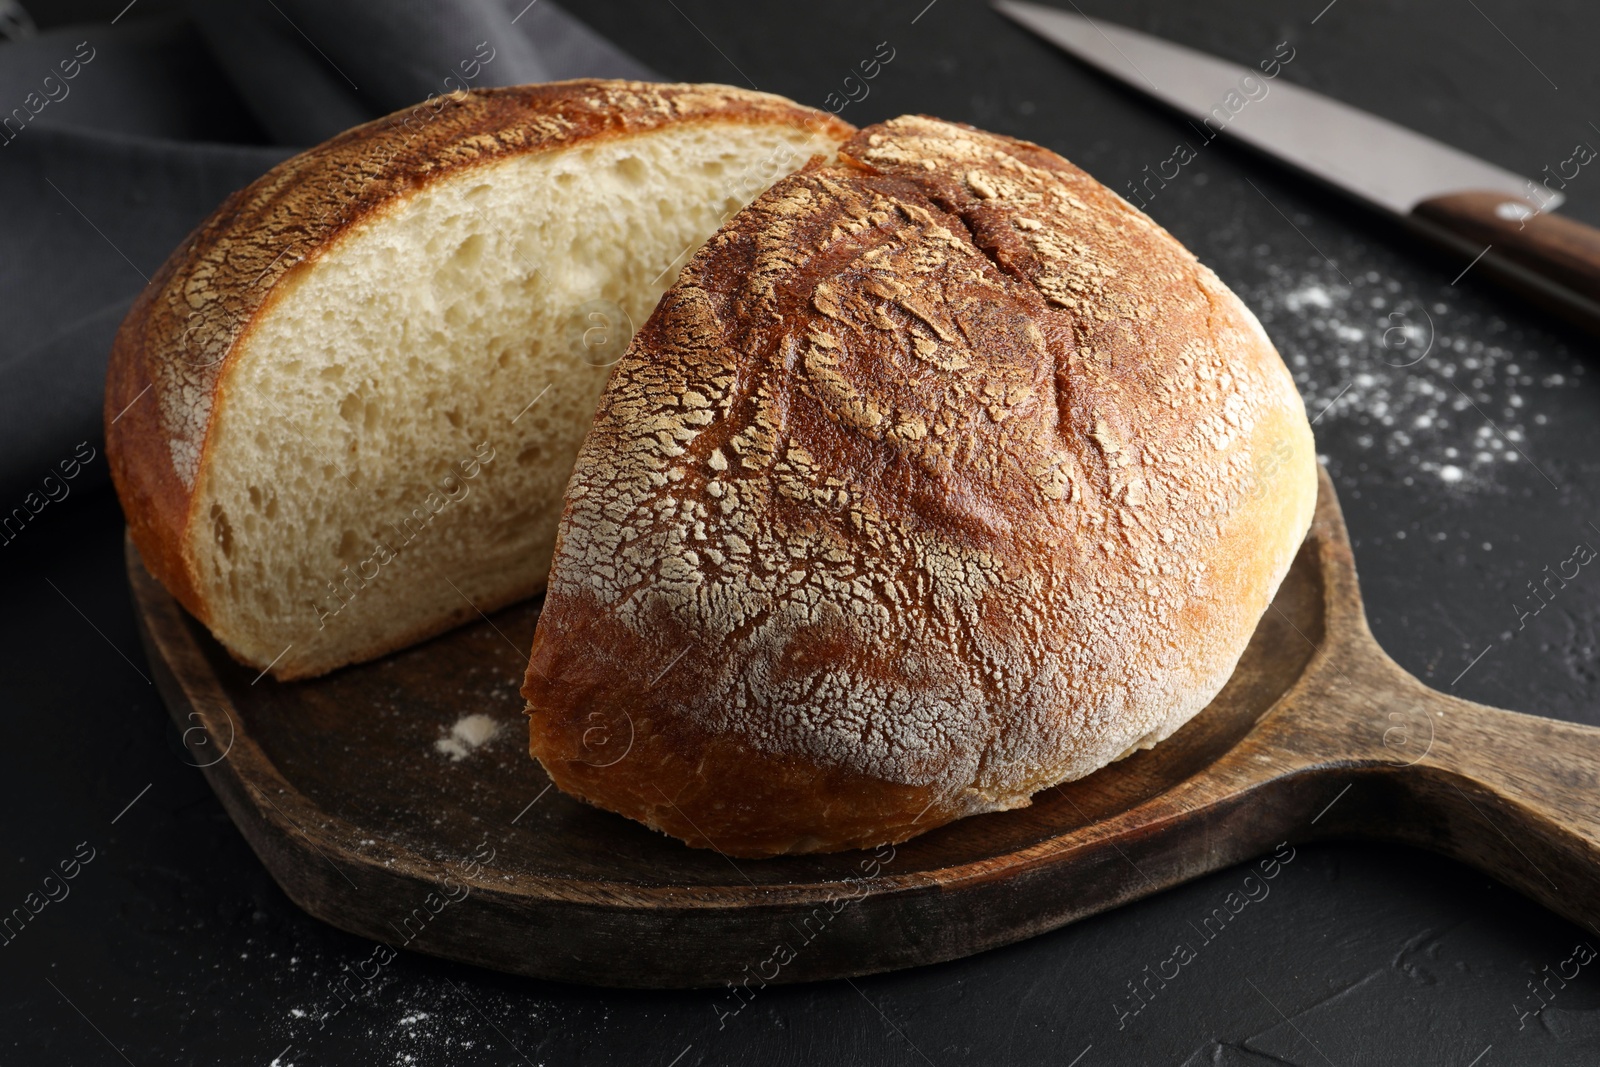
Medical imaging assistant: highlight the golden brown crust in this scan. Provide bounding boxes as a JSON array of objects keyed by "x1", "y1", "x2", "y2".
[
  {"x1": 523, "y1": 115, "x2": 1317, "y2": 856},
  {"x1": 104, "y1": 80, "x2": 855, "y2": 648}
]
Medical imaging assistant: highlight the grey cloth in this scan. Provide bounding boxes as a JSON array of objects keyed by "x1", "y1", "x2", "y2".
[
  {"x1": 0, "y1": 1, "x2": 653, "y2": 505},
  {"x1": 188, "y1": 0, "x2": 658, "y2": 144}
]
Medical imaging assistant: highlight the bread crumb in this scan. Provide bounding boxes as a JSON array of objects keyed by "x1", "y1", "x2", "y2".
[{"x1": 435, "y1": 714, "x2": 502, "y2": 761}]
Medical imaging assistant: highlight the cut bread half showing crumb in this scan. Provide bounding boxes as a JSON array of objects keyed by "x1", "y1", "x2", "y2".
[{"x1": 106, "y1": 81, "x2": 854, "y2": 680}]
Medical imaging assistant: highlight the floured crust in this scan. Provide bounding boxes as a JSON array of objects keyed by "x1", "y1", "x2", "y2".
[
  {"x1": 105, "y1": 79, "x2": 854, "y2": 638},
  {"x1": 523, "y1": 116, "x2": 1318, "y2": 857}
]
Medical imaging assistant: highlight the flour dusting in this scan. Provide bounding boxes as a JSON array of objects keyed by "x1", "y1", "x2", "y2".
[
  {"x1": 434, "y1": 713, "x2": 502, "y2": 761},
  {"x1": 1243, "y1": 261, "x2": 1581, "y2": 489}
]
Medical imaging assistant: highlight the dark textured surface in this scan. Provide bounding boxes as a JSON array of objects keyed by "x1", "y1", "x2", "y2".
[{"x1": 4, "y1": 0, "x2": 1600, "y2": 1063}]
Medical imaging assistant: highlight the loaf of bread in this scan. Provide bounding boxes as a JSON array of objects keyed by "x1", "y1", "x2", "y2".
[
  {"x1": 523, "y1": 115, "x2": 1318, "y2": 856},
  {"x1": 106, "y1": 81, "x2": 853, "y2": 680}
]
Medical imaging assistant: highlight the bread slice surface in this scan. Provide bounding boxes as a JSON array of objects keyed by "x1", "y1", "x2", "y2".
[{"x1": 106, "y1": 80, "x2": 853, "y2": 679}]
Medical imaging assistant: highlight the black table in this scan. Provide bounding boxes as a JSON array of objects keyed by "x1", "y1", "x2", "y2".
[{"x1": 6, "y1": 1, "x2": 1600, "y2": 1063}]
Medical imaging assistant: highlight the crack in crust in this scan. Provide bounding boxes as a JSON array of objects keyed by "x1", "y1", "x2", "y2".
[{"x1": 523, "y1": 116, "x2": 1318, "y2": 857}]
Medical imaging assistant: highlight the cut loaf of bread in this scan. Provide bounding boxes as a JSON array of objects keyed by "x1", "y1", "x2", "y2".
[
  {"x1": 106, "y1": 81, "x2": 854, "y2": 680},
  {"x1": 523, "y1": 116, "x2": 1318, "y2": 856}
]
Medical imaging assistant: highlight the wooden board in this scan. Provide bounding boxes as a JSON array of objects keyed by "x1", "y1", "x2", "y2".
[{"x1": 127, "y1": 467, "x2": 1600, "y2": 987}]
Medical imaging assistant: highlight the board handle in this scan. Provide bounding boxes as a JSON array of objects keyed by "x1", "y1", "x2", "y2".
[
  {"x1": 1371, "y1": 674, "x2": 1600, "y2": 936},
  {"x1": 1409, "y1": 189, "x2": 1600, "y2": 335}
]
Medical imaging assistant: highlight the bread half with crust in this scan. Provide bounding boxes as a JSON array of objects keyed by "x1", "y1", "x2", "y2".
[
  {"x1": 522, "y1": 115, "x2": 1318, "y2": 857},
  {"x1": 106, "y1": 80, "x2": 854, "y2": 680}
]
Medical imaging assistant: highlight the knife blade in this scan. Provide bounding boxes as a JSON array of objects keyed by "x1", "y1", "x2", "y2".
[{"x1": 994, "y1": 0, "x2": 1600, "y2": 335}]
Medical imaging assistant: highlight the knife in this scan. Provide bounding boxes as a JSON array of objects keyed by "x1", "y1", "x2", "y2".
[{"x1": 993, "y1": 0, "x2": 1600, "y2": 335}]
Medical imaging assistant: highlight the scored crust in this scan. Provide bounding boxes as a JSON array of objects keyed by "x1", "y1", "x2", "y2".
[
  {"x1": 523, "y1": 115, "x2": 1318, "y2": 857},
  {"x1": 105, "y1": 80, "x2": 853, "y2": 667}
]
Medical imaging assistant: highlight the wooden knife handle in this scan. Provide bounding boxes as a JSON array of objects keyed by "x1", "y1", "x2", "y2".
[{"x1": 1410, "y1": 190, "x2": 1600, "y2": 332}]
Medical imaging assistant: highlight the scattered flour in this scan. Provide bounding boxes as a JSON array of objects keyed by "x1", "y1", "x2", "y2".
[
  {"x1": 434, "y1": 714, "x2": 502, "y2": 761},
  {"x1": 1242, "y1": 259, "x2": 1583, "y2": 489}
]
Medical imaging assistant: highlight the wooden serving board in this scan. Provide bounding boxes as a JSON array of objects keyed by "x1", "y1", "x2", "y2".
[{"x1": 128, "y1": 467, "x2": 1600, "y2": 987}]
